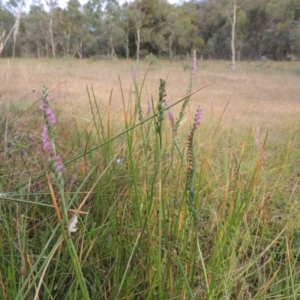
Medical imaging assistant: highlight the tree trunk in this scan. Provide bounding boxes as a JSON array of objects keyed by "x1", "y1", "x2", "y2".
[
  {"x1": 77, "y1": 38, "x2": 83, "y2": 58},
  {"x1": 109, "y1": 37, "x2": 116, "y2": 60},
  {"x1": 135, "y1": 27, "x2": 140, "y2": 61},
  {"x1": 37, "y1": 38, "x2": 40, "y2": 58},
  {"x1": 125, "y1": 29, "x2": 130, "y2": 60},
  {"x1": 169, "y1": 32, "x2": 174, "y2": 60},
  {"x1": 0, "y1": 31, "x2": 5, "y2": 55},
  {"x1": 66, "y1": 25, "x2": 72, "y2": 55},
  {"x1": 12, "y1": 7, "x2": 22, "y2": 59},
  {"x1": 0, "y1": 27, "x2": 15, "y2": 56},
  {"x1": 231, "y1": 2, "x2": 236, "y2": 71},
  {"x1": 49, "y1": 18, "x2": 56, "y2": 58},
  {"x1": 46, "y1": 41, "x2": 49, "y2": 57}
]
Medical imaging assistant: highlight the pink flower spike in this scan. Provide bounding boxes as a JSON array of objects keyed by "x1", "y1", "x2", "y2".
[
  {"x1": 42, "y1": 125, "x2": 47, "y2": 141},
  {"x1": 53, "y1": 155, "x2": 64, "y2": 172},
  {"x1": 193, "y1": 107, "x2": 204, "y2": 129},
  {"x1": 42, "y1": 125, "x2": 53, "y2": 153},
  {"x1": 39, "y1": 102, "x2": 46, "y2": 110},
  {"x1": 45, "y1": 107, "x2": 56, "y2": 124},
  {"x1": 43, "y1": 141, "x2": 53, "y2": 153},
  {"x1": 167, "y1": 110, "x2": 174, "y2": 123}
]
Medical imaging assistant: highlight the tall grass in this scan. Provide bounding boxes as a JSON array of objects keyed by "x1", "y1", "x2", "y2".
[{"x1": 1, "y1": 57, "x2": 300, "y2": 300}]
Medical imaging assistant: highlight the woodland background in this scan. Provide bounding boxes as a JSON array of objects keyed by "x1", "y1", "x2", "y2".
[{"x1": 1, "y1": 0, "x2": 300, "y2": 61}]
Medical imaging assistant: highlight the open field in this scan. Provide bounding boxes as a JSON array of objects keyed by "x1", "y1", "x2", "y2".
[
  {"x1": 1, "y1": 58, "x2": 300, "y2": 299},
  {"x1": 1, "y1": 58, "x2": 300, "y2": 119}
]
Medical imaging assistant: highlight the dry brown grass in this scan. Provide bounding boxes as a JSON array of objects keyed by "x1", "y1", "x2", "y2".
[{"x1": 1, "y1": 57, "x2": 299, "y2": 127}]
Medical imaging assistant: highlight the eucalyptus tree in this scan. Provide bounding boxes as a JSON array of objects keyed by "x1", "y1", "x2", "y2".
[
  {"x1": 119, "y1": 5, "x2": 134, "y2": 59},
  {"x1": 239, "y1": 0, "x2": 270, "y2": 59},
  {"x1": 290, "y1": 19, "x2": 300, "y2": 58},
  {"x1": 158, "y1": 3, "x2": 201, "y2": 59},
  {"x1": 1, "y1": 0, "x2": 25, "y2": 57},
  {"x1": 122, "y1": 0, "x2": 148, "y2": 60},
  {"x1": 4, "y1": 0, "x2": 25, "y2": 14},
  {"x1": 102, "y1": 0, "x2": 125, "y2": 58},
  {"x1": 173, "y1": 5, "x2": 204, "y2": 58},
  {"x1": 45, "y1": 0, "x2": 59, "y2": 57},
  {"x1": 82, "y1": 0, "x2": 105, "y2": 56},
  {"x1": 123, "y1": 0, "x2": 201, "y2": 59},
  {"x1": 60, "y1": 0, "x2": 84, "y2": 57},
  {"x1": 0, "y1": 3, "x2": 15, "y2": 56},
  {"x1": 24, "y1": 2, "x2": 48, "y2": 57},
  {"x1": 263, "y1": 0, "x2": 299, "y2": 59},
  {"x1": 140, "y1": 0, "x2": 169, "y2": 55},
  {"x1": 181, "y1": 0, "x2": 226, "y2": 59},
  {"x1": 219, "y1": 0, "x2": 248, "y2": 68},
  {"x1": 226, "y1": 0, "x2": 237, "y2": 70}
]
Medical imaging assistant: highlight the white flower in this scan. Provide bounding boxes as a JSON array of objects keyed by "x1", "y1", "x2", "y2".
[
  {"x1": 0, "y1": 193, "x2": 9, "y2": 198},
  {"x1": 116, "y1": 158, "x2": 123, "y2": 164},
  {"x1": 68, "y1": 216, "x2": 78, "y2": 233}
]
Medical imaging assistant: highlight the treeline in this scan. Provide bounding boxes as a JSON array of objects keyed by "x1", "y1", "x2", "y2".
[{"x1": 0, "y1": 0, "x2": 300, "y2": 61}]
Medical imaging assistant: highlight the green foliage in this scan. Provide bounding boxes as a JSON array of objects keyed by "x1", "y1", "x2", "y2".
[{"x1": 0, "y1": 5, "x2": 15, "y2": 55}]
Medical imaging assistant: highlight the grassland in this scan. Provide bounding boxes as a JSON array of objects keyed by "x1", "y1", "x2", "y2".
[{"x1": 1, "y1": 57, "x2": 300, "y2": 299}]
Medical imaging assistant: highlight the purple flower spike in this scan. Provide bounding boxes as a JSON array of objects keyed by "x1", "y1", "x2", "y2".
[
  {"x1": 39, "y1": 102, "x2": 46, "y2": 110},
  {"x1": 45, "y1": 107, "x2": 56, "y2": 124},
  {"x1": 40, "y1": 93, "x2": 56, "y2": 125},
  {"x1": 42, "y1": 125, "x2": 47, "y2": 141},
  {"x1": 42, "y1": 125, "x2": 53, "y2": 153},
  {"x1": 44, "y1": 141, "x2": 53, "y2": 153},
  {"x1": 193, "y1": 107, "x2": 204, "y2": 129},
  {"x1": 53, "y1": 155, "x2": 64, "y2": 173},
  {"x1": 167, "y1": 110, "x2": 174, "y2": 124}
]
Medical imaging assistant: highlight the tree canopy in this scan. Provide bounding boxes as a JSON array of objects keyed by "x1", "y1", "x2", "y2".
[{"x1": 1, "y1": 0, "x2": 300, "y2": 60}]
